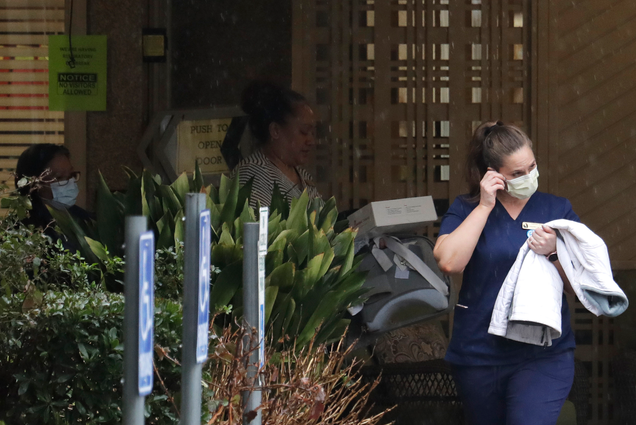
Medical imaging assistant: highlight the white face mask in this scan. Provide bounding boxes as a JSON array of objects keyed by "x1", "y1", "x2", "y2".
[
  {"x1": 506, "y1": 167, "x2": 539, "y2": 200},
  {"x1": 50, "y1": 178, "x2": 79, "y2": 207}
]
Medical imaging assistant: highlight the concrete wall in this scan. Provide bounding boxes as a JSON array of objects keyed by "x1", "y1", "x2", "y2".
[
  {"x1": 85, "y1": 0, "x2": 146, "y2": 203},
  {"x1": 82, "y1": 0, "x2": 292, "y2": 205}
]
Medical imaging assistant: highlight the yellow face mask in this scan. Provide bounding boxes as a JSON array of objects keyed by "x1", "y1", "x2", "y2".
[{"x1": 506, "y1": 167, "x2": 539, "y2": 200}]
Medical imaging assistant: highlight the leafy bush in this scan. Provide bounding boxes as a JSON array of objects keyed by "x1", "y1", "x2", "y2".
[
  {"x1": 154, "y1": 245, "x2": 186, "y2": 300},
  {"x1": 0, "y1": 289, "x2": 126, "y2": 423},
  {"x1": 0, "y1": 168, "x2": 374, "y2": 424},
  {"x1": 0, "y1": 286, "x2": 387, "y2": 424},
  {"x1": 1, "y1": 179, "x2": 33, "y2": 220},
  {"x1": 0, "y1": 210, "x2": 181, "y2": 424},
  {"x1": 0, "y1": 288, "x2": 184, "y2": 424},
  {"x1": 0, "y1": 216, "x2": 89, "y2": 293}
]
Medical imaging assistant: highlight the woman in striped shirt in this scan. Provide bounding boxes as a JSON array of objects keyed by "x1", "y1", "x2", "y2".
[{"x1": 232, "y1": 81, "x2": 322, "y2": 208}]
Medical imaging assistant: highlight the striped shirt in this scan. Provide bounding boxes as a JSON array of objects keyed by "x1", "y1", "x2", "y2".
[{"x1": 231, "y1": 149, "x2": 322, "y2": 208}]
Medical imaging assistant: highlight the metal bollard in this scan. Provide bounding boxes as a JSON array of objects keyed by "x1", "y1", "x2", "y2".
[
  {"x1": 123, "y1": 216, "x2": 149, "y2": 425},
  {"x1": 181, "y1": 193, "x2": 209, "y2": 425},
  {"x1": 242, "y1": 223, "x2": 262, "y2": 425}
]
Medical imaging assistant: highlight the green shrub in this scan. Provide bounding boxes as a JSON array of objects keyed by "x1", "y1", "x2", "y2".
[
  {"x1": 0, "y1": 288, "x2": 183, "y2": 424},
  {"x1": 154, "y1": 245, "x2": 186, "y2": 300},
  {"x1": 0, "y1": 169, "x2": 371, "y2": 423},
  {"x1": 0, "y1": 217, "x2": 94, "y2": 294},
  {"x1": 0, "y1": 210, "x2": 124, "y2": 298}
]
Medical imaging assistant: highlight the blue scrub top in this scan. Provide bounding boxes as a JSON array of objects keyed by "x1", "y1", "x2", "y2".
[{"x1": 439, "y1": 191, "x2": 579, "y2": 366}]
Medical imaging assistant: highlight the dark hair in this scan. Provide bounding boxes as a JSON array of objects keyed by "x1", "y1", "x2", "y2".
[
  {"x1": 15, "y1": 143, "x2": 70, "y2": 196},
  {"x1": 466, "y1": 121, "x2": 533, "y2": 200},
  {"x1": 240, "y1": 80, "x2": 307, "y2": 144}
]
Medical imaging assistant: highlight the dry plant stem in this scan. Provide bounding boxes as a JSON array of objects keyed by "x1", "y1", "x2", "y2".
[
  {"x1": 207, "y1": 405, "x2": 226, "y2": 425},
  {"x1": 163, "y1": 319, "x2": 392, "y2": 425},
  {"x1": 153, "y1": 359, "x2": 180, "y2": 418},
  {"x1": 156, "y1": 345, "x2": 182, "y2": 366}
]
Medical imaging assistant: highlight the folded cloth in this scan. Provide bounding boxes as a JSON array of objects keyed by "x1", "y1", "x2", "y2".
[{"x1": 489, "y1": 219, "x2": 629, "y2": 346}]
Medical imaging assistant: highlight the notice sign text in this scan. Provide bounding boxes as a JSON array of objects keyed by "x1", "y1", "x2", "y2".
[
  {"x1": 57, "y1": 73, "x2": 98, "y2": 96},
  {"x1": 48, "y1": 35, "x2": 107, "y2": 111}
]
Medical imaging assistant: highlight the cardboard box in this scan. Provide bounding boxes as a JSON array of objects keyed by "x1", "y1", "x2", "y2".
[{"x1": 348, "y1": 196, "x2": 438, "y2": 239}]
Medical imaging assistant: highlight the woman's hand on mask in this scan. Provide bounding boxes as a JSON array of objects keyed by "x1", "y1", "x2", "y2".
[
  {"x1": 479, "y1": 169, "x2": 506, "y2": 210},
  {"x1": 528, "y1": 225, "x2": 557, "y2": 256}
]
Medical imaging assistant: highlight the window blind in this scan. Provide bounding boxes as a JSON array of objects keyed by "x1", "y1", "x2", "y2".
[{"x1": 0, "y1": 0, "x2": 64, "y2": 189}]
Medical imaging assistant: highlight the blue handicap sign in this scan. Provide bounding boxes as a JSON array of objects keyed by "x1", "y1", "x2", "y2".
[
  {"x1": 196, "y1": 210, "x2": 211, "y2": 364},
  {"x1": 259, "y1": 302, "x2": 265, "y2": 367},
  {"x1": 138, "y1": 231, "x2": 155, "y2": 396}
]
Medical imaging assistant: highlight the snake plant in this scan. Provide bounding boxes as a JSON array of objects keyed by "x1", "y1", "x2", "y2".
[{"x1": 48, "y1": 165, "x2": 367, "y2": 348}]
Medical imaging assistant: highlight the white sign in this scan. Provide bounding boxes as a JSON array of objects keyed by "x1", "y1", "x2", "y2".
[
  {"x1": 347, "y1": 196, "x2": 438, "y2": 239},
  {"x1": 196, "y1": 210, "x2": 212, "y2": 363},
  {"x1": 257, "y1": 207, "x2": 269, "y2": 367},
  {"x1": 138, "y1": 231, "x2": 155, "y2": 396},
  {"x1": 176, "y1": 119, "x2": 231, "y2": 175}
]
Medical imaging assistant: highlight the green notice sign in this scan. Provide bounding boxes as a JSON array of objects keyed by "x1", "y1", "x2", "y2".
[{"x1": 48, "y1": 35, "x2": 107, "y2": 111}]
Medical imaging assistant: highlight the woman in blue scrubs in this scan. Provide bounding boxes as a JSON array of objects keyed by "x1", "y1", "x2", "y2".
[{"x1": 434, "y1": 121, "x2": 579, "y2": 425}]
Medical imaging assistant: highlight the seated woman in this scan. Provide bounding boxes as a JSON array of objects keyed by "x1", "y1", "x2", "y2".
[
  {"x1": 15, "y1": 143, "x2": 92, "y2": 231},
  {"x1": 232, "y1": 81, "x2": 322, "y2": 207}
]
